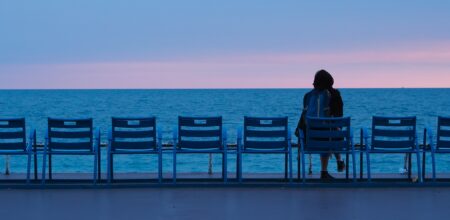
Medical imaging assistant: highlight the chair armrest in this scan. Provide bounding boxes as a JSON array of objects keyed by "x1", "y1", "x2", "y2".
[
  {"x1": 107, "y1": 129, "x2": 113, "y2": 152},
  {"x1": 425, "y1": 126, "x2": 434, "y2": 151},
  {"x1": 287, "y1": 128, "x2": 292, "y2": 141},
  {"x1": 237, "y1": 126, "x2": 243, "y2": 152},
  {"x1": 27, "y1": 128, "x2": 36, "y2": 152},
  {"x1": 172, "y1": 126, "x2": 178, "y2": 150},
  {"x1": 362, "y1": 128, "x2": 370, "y2": 151},
  {"x1": 349, "y1": 128, "x2": 354, "y2": 149},
  {"x1": 222, "y1": 128, "x2": 227, "y2": 149},
  {"x1": 157, "y1": 127, "x2": 163, "y2": 151},
  {"x1": 94, "y1": 127, "x2": 101, "y2": 153}
]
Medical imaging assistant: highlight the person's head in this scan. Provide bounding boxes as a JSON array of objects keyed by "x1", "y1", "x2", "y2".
[{"x1": 313, "y1": 69, "x2": 334, "y2": 90}]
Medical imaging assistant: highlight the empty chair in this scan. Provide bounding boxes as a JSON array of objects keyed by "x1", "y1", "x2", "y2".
[
  {"x1": 237, "y1": 116, "x2": 293, "y2": 182},
  {"x1": 0, "y1": 118, "x2": 35, "y2": 183},
  {"x1": 424, "y1": 116, "x2": 450, "y2": 181},
  {"x1": 363, "y1": 116, "x2": 421, "y2": 182},
  {"x1": 299, "y1": 117, "x2": 356, "y2": 182},
  {"x1": 173, "y1": 116, "x2": 227, "y2": 182},
  {"x1": 42, "y1": 118, "x2": 100, "y2": 184},
  {"x1": 107, "y1": 117, "x2": 162, "y2": 183}
]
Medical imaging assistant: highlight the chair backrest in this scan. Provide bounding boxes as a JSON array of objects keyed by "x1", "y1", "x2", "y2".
[
  {"x1": 305, "y1": 117, "x2": 351, "y2": 150},
  {"x1": 437, "y1": 116, "x2": 450, "y2": 149},
  {"x1": 243, "y1": 116, "x2": 288, "y2": 150},
  {"x1": 48, "y1": 118, "x2": 93, "y2": 151},
  {"x1": 371, "y1": 116, "x2": 416, "y2": 150},
  {"x1": 178, "y1": 116, "x2": 223, "y2": 150},
  {"x1": 111, "y1": 117, "x2": 157, "y2": 150},
  {"x1": 0, "y1": 118, "x2": 27, "y2": 151}
]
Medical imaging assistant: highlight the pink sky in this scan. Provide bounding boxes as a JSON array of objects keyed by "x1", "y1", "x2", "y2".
[{"x1": 1, "y1": 42, "x2": 449, "y2": 89}]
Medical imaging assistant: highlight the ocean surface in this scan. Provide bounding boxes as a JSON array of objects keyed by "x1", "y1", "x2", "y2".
[{"x1": 0, "y1": 89, "x2": 449, "y2": 175}]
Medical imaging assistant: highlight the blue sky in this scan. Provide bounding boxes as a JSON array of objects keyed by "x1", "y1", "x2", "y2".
[{"x1": 0, "y1": 0, "x2": 449, "y2": 88}]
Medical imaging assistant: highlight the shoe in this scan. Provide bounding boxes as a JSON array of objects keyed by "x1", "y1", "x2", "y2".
[
  {"x1": 320, "y1": 171, "x2": 335, "y2": 182},
  {"x1": 337, "y1": 160, "x2": 346, "y2": 172}
]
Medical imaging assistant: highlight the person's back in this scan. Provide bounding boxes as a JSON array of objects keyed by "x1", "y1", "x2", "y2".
[{"x1": 296, "y1": 70, "x2": 345, "y2": 181}]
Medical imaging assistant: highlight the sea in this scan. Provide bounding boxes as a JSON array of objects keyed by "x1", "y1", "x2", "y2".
[{"x1": 0, "y1": 89, "x2": 449, "y2": 175}]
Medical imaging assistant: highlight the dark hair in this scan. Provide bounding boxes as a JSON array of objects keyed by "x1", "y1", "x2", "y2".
[{"x1": 313, "y1": 69, "x2": 334, "y2": 90}]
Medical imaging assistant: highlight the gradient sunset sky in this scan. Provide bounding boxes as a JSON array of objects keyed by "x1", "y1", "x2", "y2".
[{"x1": 1, "y1": 0, "x2": 449, "y2": 89}]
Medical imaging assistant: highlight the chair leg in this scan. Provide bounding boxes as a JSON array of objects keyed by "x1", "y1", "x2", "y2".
[
  {"x1": 345, "y1": 153, "x2": 349, "y2": 180},
  {"x1": 352, "y1": 152, "x2": 357, "y2": 182},
  {"x1": 26, "y1": 153, "x2": 31, "y2": 184},
  {"x1": 416, "y1": 151, "x2": 422, "y2": 183},
  {"x1": 238, "y1": 152, "x2": 242, "y2": 183},
  {"x1": 366, "y1": 152, "x2": 371, "y2": 182},
  {"x1": 98, "y1": 149, "x2": 101, "y2": 181},
  {"x1": 49, "y1": 154, "x2": 52, "y2": 181},
  {"x1": 93, "y1": 153, "x2": 98, "y2": 184},
  {"x1": 223, "y1": 152, "x2": 227, "y2": 183},
  {"x1": 41, "y1": 151, "x2": 47, "y2": 185},
  {"x1": 107, "y1": 153, "x2": 112, "y2": 184},
  {"x1": 284, "y1": 153, "x2": 288, "y2": 180},
  {"x1": 422, "y1": 151, "x2": 426, "y2": 181},
  {"x1": 359, "y1": 151, "x2": 363, "y2": 180},
  {"x1": 34, "y1": 150, "x2": 38, "y2": 180},
  {"x1": 408, "y1": 153, "x2": 412, "y2": 180},
  {"x1": 431, "y1": 151, "x2": 436, "y2": 182},
  {"x1": 158, "y1": 152, "x2": 163, "y2": 183},
  {"x1": 301, "y1": 151, "x2": 306, "y2": 183},
  {"x1": 173, "y1": 151, "x2": 176, "y2": 183},
  {"x1": 288, "y1": 149, "x2": 293, "y2": 183}
]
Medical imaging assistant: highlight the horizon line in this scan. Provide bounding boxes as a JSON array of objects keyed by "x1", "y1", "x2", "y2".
[{"x1": 0, "y1": 87, "x2": 449, "y2": 90}]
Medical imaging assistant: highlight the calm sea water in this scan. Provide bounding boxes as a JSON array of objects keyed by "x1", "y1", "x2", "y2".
[{"x1": 0, "y1": 89, "x2": 449, "y2": 174}]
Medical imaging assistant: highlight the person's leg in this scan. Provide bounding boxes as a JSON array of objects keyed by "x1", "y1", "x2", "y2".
[
  {"x1": 334, "y1": 153, "x2": 346, "y2": 172},
  {"x1": 320, "y1": 154, "x2": 335, "y2": 180},
  {"x1": 320, "y1": 155, "x2": 329, "y2": 171}
]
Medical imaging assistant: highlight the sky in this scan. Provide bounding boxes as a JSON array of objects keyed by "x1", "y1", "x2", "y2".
[{"x1": 0, "y1": 0, "x2": 449, "y2": 89}]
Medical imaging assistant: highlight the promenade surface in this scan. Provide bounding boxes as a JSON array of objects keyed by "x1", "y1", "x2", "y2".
[{"x1": 0, "y1": 187, "x2": 449, "y2": 220}]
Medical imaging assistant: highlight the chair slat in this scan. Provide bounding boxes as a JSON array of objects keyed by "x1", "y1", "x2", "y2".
[
  {"x1": 112, "y1": 118, "x2": 156, "y2": 128},
  {"x1": 179, "y1": 129, "x2": 221, "y2": 137},
  {"x1": 0, "y1": 142, "x2": 26, "y2": 150},
  {"x1": 179, "y1": 140, "x2": 222, "y2": 149},
  {"x1": 113, "y1": 130, "x2": 154, "y2": 138},
  {"x1": 373, "y1": 116, "x2": 416, "y2": 127},
  {"x1": 48, "y1": 118, "x2": 92, "y2": 128},
  {"x1": 439, "y1": 117, "x2": 450, "y2": 126},
  {"x1": 245, "y1": 129, "x2": 287, "y2": 138},
  {"x1": 372, "y1": 140, "x2": 414, "y2": 149},
  {"x1": 244, "y1": 117, "x2": 287, "y2": 127},
  {"x1": 49, "y1": 142, "x2": 92, "y2": 150},
  {"x1": 0, "y1": 131, "x2": 25, "y2": 139},
  {"x1": 244, "y1": 140, "x2": 287, "y2": 149},
  {"x1": 113, "y1": 141, "x2": 156, "y2": 150},
  {"x1": 438, "y1": 129, "x2": 450, "y2": 137},
  {"x1": 179, "y1": 117, "x2": 222, "y2": 127},
  {"x1": 437, "y1": 140, "x2": 450, "y2": 149},
  {"x1": 307, "y1": 119, "x2": 350, "y2": 128},
  {"x1": 307, "y1": 130, "x2": 348, "y2": 139},
  {"x1": 373, "y1": 129, "x2": 414, "y2": 138},
  {"x1": 0, "y1": 118, "x2": 25, "y2": 128},
  {"x1": 49, "y1": 131, "x2": 92, "y2": 139}
]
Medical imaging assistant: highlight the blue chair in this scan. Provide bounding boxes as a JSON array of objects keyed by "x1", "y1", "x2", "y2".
[
  {"x1": 299, "y1": 117, "x2": 356, "y2": 182},
  {"x1": 0, "y1": 118, "x2": 35, "y2": 183},
  {"x1": 237, "y1": 116, "x2": 293, "y2": 182},
  {"x1": 107, "y1": 117, "x2": 162, "y2": 183},
  {"x1": 425, "y1": 116, "x2": 450, "y2": 181},
  {"x1": 42, "y1": 118, "x2": 100, "y2": 184},
  {"x1": 363, "y1": 116, "x2": 421, "y2": 182},
  {"x1": 173, "y1": 116, "x2": 227, "y2": 183}
]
